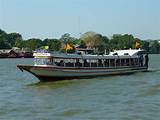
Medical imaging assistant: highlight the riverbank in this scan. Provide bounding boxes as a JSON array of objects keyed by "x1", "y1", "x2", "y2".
[{"x1": 0, "y1": 49, "x2": 33, "y2": 58}]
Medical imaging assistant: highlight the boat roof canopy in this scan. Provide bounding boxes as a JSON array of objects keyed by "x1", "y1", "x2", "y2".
[
  {"x1": 110, "y1": 49, "x2": 146, "y2": 56},
  {"x1": 33, "y1": 49, "x2": 146, "y2": 59}
]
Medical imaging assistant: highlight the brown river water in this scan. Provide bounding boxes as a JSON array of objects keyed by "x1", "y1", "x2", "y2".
[{"x1": 0, "y1": 54, "x2": 160, "y2": 120}]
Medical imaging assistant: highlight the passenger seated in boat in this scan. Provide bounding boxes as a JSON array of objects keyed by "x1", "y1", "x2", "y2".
[
  {"x1": 126, "y1": 59, "x2": 130, "y2": 66},
  {"x1": 59, "y1": 60, "x2": 64, "y2": 66},
  {"x1": 131, "y1": 59, "x2": 134, "y2": 66},
  {"x1": 98, "y1": 59, "x2": 103, "y2": 67},
  {"x1": 139, "y1": 54, "x2": 144, "y2": 67},
  {"x1": 66, "y1": 62, "x2": 74, "y2": 67},
  {"x1": 110, "y1": 59, "x2": 115, "y2": 66},
  {"x1": 121, "y1": 59, "x2": 124, "y2": 66},
  {"x1": 91, "y1": 62, "x2": 97, "y2": 67},
  {"x1": 121, "y1": 59, "x2": 129, "y2": 66},
  {"x1": 134, "y1": 58, "x2": 138, "y2": 66},
  {"x1": 104, "y1": 59, "x2": 109, "y2": 67},
  {"x1": 84, "y1": 59, "x2": 89, "y2": 67},
  {"x1": 145, "y1": 53, "x2": 149, "y2": 67},
  {"x1": 75, "y1": 59, "x2": 82, "y2": 67},
  {"x1": 116, "y1": 59, "x2": 120, "y2": 66}
]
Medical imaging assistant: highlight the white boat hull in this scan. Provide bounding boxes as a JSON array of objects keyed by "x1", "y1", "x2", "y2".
[{"x1": 17, "y1": 65, "x2": 148, "y2": 81}]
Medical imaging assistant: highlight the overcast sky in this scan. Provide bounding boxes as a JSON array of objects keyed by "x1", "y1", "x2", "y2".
[{"x1": 0, "y1": 0, "x2": 160, "y2": 40}]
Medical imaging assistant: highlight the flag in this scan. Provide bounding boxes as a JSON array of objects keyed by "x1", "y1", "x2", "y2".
[
  {"x1": 135, "y1": 42, "x2": 140, "y2": 49},
  {"x1": 65, "y1": 43, "x2": 73, "y2": 50},
  {"x1": 44, "y1": 46, "x2": 49, "y2": 50}
]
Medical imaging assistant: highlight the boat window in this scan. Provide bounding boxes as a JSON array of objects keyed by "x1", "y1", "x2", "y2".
[
  {"x1": 84, "y1": 59, "x2": 89, "y2": 67},
  {"x1": 34, "y1": 57, "x2": 53, "y2": 65},
  {"x1": 104, "y1": 59, "x2": 109, "y2": 67},
  {"x1": 54, "y1": 59, "x2": 65, "y2": 66},
  {"x1": 110, "y1": 59, "x2": 115, "y2": 66},
  {"x1": 98, "y1": 59, "x2": 103, "y2": 67},
  {"x1": 113, "y1": 53, "x2": 118, "y2": 55},
  {"x1": 116, "y1": 59, "x2": 120, "y2": 66},
  {"x1": 125, "y1": 59, "x2": 130, "y2": 66},
  {"x1": 90, "y1": 59, "x2": 97, "y2": 67},
  {"x1": 132, "y1": 58, "x2": 139, "y2": 66},
  {"x1": 121, "y1": 59, "x2": 129, "y2": 66},
  {"x1": 124, "y1": 53, "x2": 129, "y2": 55},
  {"x1": 75, "y1": 59, "x2": 82, "y2": 67}
]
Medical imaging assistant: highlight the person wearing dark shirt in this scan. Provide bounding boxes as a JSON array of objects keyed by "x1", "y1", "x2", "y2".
[
  {"x1": 139, "y1": 54, "x2": 144, "y2": 67},
  {"x1": 145, "y1": 53, "x2": 149, "y2": 68}
]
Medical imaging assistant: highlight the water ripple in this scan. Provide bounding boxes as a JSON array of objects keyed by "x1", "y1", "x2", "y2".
[{"x1": 0, "y1": 55, "x2": 160, "y2": 120}]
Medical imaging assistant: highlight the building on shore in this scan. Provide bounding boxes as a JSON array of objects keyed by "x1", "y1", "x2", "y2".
[{"x1": 0, "y1": 47, "x2": 33, "y2": 58}]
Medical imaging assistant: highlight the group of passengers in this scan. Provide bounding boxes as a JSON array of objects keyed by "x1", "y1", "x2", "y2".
[
  {"x1": 139, "y1": 53, "x2": 149, "y2": 67},
  {"x1": 55, "y1": 53, "x2": 149, "y2": 68}
]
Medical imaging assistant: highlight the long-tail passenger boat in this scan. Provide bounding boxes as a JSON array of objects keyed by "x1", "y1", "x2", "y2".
[{"x1": 17, "y1": 49, "x2": 149, "y2": 81}]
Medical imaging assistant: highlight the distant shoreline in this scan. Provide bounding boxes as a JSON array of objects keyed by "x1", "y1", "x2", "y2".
[
  {"x1": 0, "y1": 53, "x2": 159, "y2": 59},
  {"x1": 0, "y1": 49, "x2": 33, "y2": 58}
]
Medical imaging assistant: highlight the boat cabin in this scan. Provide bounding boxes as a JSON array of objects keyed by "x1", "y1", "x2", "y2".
[{"x1": 33, "y1": 49, "x2": 148, "y2": 68}]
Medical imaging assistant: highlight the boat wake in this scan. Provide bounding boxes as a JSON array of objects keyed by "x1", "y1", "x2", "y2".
[{"x1": 147, "y1": 69, "x2": 160, "y2": 73}]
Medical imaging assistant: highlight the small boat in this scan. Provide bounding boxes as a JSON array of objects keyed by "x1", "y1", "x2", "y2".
[{"x1": 17, "y1": 49, "x2": 149, "y2": 81}]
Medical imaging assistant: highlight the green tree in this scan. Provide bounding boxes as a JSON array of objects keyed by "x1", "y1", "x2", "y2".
[
  {"x1": 60, "y1": 33, "x2": 77, "y2": 53},
  {"x1": 109, "y1": 34, "x2": 137, "y2": 50},
  {"x1": 80, "y1": 31, "x2": 97, "y2": 48},
  {"x1": 78, "y1": 39, "x2": 87, "y2": 48},
  {"x1": 141, "y1": 41, "x2": 150, "y2": 52},
  {"x1": 43, "y1": 38, "x2": 61, "y2": 51},
  {"x1": 7, "y1": 33, "x2": 22, "y2": 47},
  {"x1": 25, "y1": 38, "x2": 43, "y2": 50},
  {"x1": 102, "y1": 36, "x2": 110, "y2": 53},
  {"x1": 0, "y1": 29, "x2": 11, "y2": 49},
  {"x1": 15, "y1": 39, "x2": 26, "y2": 49},
  {"x1": 80, "y1": 32, "x2": 111, "y2": 53},
  {"x1": 149, "y1": 40, "x2": 160, "y2": 54}
]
